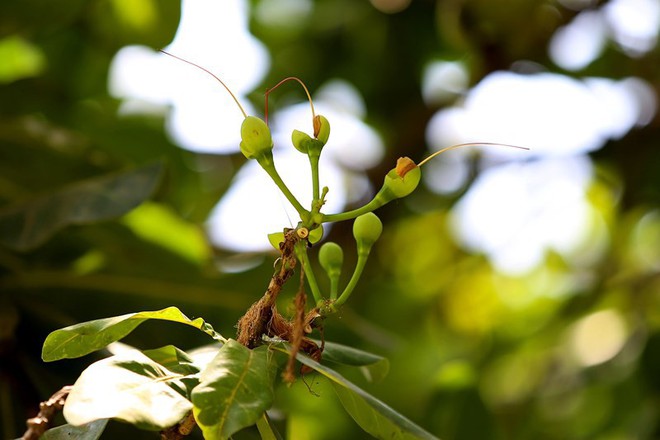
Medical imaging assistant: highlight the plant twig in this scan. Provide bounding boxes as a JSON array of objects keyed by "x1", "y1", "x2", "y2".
[
  {"x1": 22, "y1": 386, "x2": 72, "y2": 440},
  {"x1": 236, "y1": 229, "x2": 299, "y2": 348},
  {"x1": 160, "y1": 412, "x2": 197, "y2": 440},
  {"x1": 283, "y1": 268, "x2": 307, "y2": 383},
  {"x1": 236, "y1": 228, "x2": 324, "y2": 381}
]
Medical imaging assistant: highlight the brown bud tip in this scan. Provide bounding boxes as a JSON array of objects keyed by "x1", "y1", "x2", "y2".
[{"x1": 395, "y1": 157, "x2": 417, "y2": 178}]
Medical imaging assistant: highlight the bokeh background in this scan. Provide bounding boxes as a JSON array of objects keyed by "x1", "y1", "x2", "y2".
[{"x1": 2, "y1": 0, "x2": 660, "y2": 438}]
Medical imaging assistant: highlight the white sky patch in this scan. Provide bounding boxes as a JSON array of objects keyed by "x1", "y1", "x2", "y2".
[
  {"x1": 549, "y1": 10, "x2": 607, "y2": 71},
  {"x1": 450, "y1": 157, "x2": 595, "y2": 275},
  {"x1": 604, "y1": 0, "x2": 660, "y2": 55},
  {"x1": 550, "y1": 0, "x2": 660, "y2": 67},
  {"x1": 424, "y1": 19, "x2": 658, "y2": 275},
  {"x1": 108, "y1": 0, "x2": 269, "y2": 153},
  {"x1": 421, "y1": 60, "x2": 469, "y2": 106},
  {"x1": 426, "y1": 71, "x2": 651, "y2": 159}
]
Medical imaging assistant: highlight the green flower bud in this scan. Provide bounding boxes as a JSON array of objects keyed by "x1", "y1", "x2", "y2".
[
  {"x1": 292, "y1": 129, "x2": 313, "y2": 154},
  {"x1": 353, "y1": 212, "x2": 383, "y2": 252},
  {"x1": 240, "y1": 116, "x2": 273, "y2": 160},
  {"x1": 319, "y1": 241, "x2": 343, "y2": 278},
  {"x1": 313, "y1": 115, "x2": 330, "y2": 145},
  {"x1": 375, "y1": 157, "x2": 421, "y2": 204}
]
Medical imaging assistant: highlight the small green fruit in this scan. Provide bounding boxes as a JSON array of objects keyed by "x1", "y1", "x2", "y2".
[
  {"x1": 240, "y1": 116, "x2": 273, "y2": 160},
  {"x1": 353, "y1": 212, "x2": 383, "y2": 251},
  {"x1": 319, "y1": 241, "x2": 343, "y2": 277}
]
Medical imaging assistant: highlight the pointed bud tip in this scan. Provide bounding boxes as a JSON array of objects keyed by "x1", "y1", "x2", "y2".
[
  {"x1": 313, "y1": 115, "x2": 330, "y2": 144},
  {"x1": 395, "y1": 157, "x2": 417, "y2": 178}
]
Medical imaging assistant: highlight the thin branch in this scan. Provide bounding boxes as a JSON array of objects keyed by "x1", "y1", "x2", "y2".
[
  {"x1": 22, "y1": 386, "x2": 72, "y2": 440},
  {"x1": 160, "y1": 412, "x2": 197, "y2": 440}
]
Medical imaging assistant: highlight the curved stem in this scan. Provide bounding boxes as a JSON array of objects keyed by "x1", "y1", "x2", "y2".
[
  {"x1": 309, "y1": 154, "x2": 321, "y2": 204},
  {"x1": 329, "y1": 276, "x2": 339, "y2": 301},
  {"x1": 258, "y1": 156, "x2": 308, "y2": 218},
  {"x1": 295, "y1": 242, "x2": 324, "y2": 304},
  {"x1": 333, "y1": 249, "x2": 369, "y2": 308},
  {"x1": 321, "y1": 197, "x2": 384, "y2": 224}
]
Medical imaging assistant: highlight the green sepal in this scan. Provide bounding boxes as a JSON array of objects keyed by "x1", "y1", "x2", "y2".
[
  {"x1": 291, "y1": 129, "x2": 313, "y2": 154},
  {"x1": 268, "y1": 232, "x2": 285, "y2": 250},
  {"x1": 308, "y1": 224, "x2": 323, "y2": 244}
]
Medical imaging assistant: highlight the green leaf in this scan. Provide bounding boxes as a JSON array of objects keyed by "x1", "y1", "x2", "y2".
[
  {"x1": 40, "y1": 420, "x2": 108, "y2": 440},
  {"x1": 320, "y1": 340, "x2": 390, "y2": 383},
  {"x1": 42, "y1": 306, "x2": 223, "y2": 362},
  {"x1": 0, "y1": 35, "x2": 46, "y2": 84},
  {"x1": 291, "y1": 350, "x2": 438, "y2": 440},
  {"x1": 142, "y1": 345, "x2": 202, "y2": 395},
  {"x1": 192, "y1": 340, "x2": 276, "y2": 440},
  {"x1": 63, "y1": 350, "x2": 194, "y2": 430},
  {"x1": 142, "y1": 345, "x2": 200, "y2": 375},
  {"x1": 0, "y1": 162, "x2": 162, "y2": 252},
  {"x1": 122, "y1": 201, "x2": 211, "y2": 264}
]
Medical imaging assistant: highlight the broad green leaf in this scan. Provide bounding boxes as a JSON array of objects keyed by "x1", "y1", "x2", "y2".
[
  {"x1": 192, "y1": 340, "x2": 275, "y2": 440},
  {"x1": 291, "y1": 349, "x2": 438, "y2": 440},
  {"x1": 40, "y1": 419, "x2": 108, "y2": 440},
  {"x1": 63, "y1": 350, "x2": 193, "y2": 430},
  {"x1": 0, "y1": 162, "x2": 162, "y2": 252},
  {"x1": 320, "y1": 340, "x2": 390, "y2": 383},
  {"x1": 42, "y1": 306, "x2": 223, "y2": 362}
]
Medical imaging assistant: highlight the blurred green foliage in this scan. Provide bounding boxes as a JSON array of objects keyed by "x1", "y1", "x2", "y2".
[{"x1": 1, "y1": 0, "x2": 660, "y2": 439}]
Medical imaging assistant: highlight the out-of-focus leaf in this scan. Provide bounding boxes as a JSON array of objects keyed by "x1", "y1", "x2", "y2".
[
  {"x1": 63, "y1": 350, "x2": 193, "y2": 430},
  {"x1": 0, "y1": 35, "x2": 46, "y2": 83},
  {"x1": 291, "y1": 349, "x2": 438, "y2": 440},
  {"x1": 192, "y1": 340, "x2": 275, "y2": 440},
  {"x1": 122, "y1": 202, "x2": 211, "y2": 264},
  {"x1": 42, "y1": 306, "x2": 223, "y2": 362},
  {"x1": 40, "y1": 419, "x2": 108, "y2": 440},
  {"x1": 0, "y1": 162, "x2": 162, "y2": 252},
  {"x1": 255, "y1": 413, "x2": 283, "y2": 440},
  {"x1": 320, "y1": 340, "x2": 390, "y2": 382}
]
